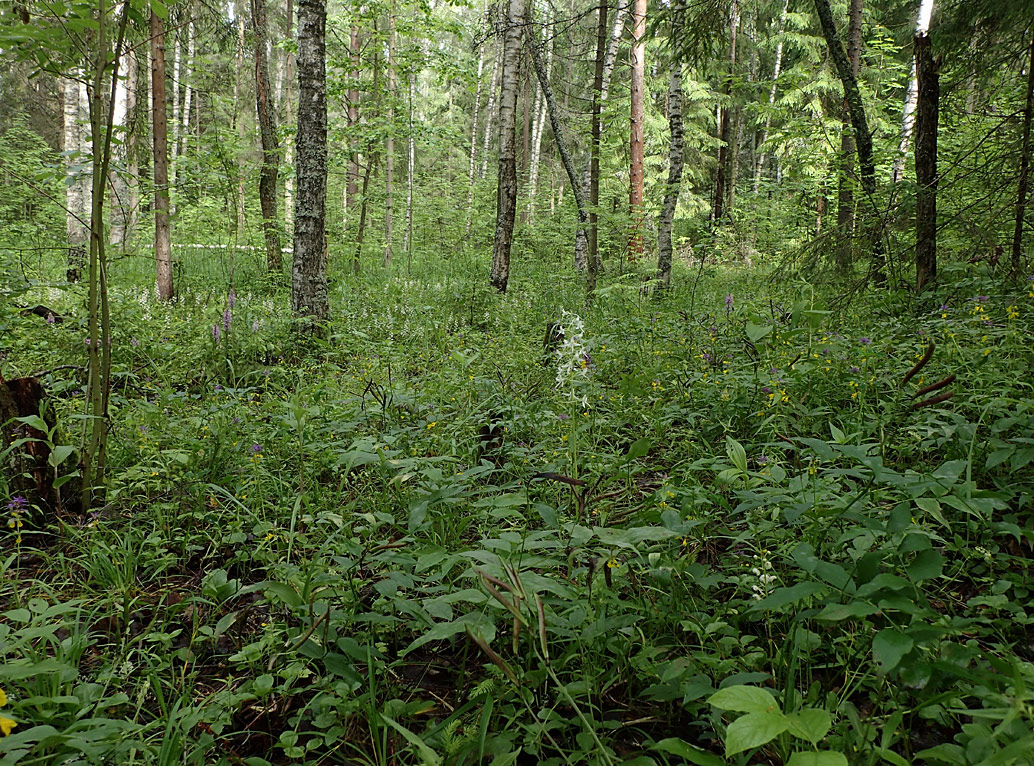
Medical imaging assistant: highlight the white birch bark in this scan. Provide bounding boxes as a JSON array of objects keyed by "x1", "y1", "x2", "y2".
[
  {"x1": 753, "y1": 0, "x2": 788, "y2": 194},
  {"x1": 527, "y1": 5, "x2": 553, "y2": 220},
  {"x1": 110, "y1": 50, "x2": 135, "y2": 246},
  {"x1": 464, "y1": 7, "x2": 487, "y2": 235},
  {"x1": 891, "y1": 0, "x2": 935, "y2": 185},
  {"x1": 385, "y1": 4, "x2": 396, "y2": 266},
  {"x1": 63, "y1": 73, "x2": 89, "y2": 280},
  {"x1": 479, "y1": 45, "x2": 500, "y2": 180},
  {"x1": 407, "y1": 71, "x2": 415, "y2": 257}
]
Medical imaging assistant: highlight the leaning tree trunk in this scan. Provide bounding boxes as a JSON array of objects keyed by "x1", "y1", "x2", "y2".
[
  {"x1": 489, "y1": 0, "x2": 528, "y2": 293},
  {"x1": 657, "y1": 65, "x2": 684, "y2": 288},
  {"x1": 914, "y1": 31, "x2": 938, "y2": 291},
  {"x1": 292, "y1": 0, "x2": 328, "y2": 324},
  {"x1": 835, "y1": 0, "x2": 863, "y2": 271},
  {"x1": 628, "y1": 0, "x2": 647, "y2": 257},
  {"x1": 151, "y1": 7, "x2": 174, "y2": 301},
  {"x1": 63, "y1": 74, "x2": 89, "y2": 282},
  {"x1": 1011, "y1": 30, "x2": 1034, "y2": 278},
  {"x1": 526, "y1": 1, "x2": 590, "y2": 271},
  {"x1": 813, "y1": 0, "x2": 884, "y2": 281},
  {"x1": 252, "y1": 0, "x2": 282, "y2": 272}
]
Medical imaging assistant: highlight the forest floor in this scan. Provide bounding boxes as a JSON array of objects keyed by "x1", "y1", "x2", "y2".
[{"x1": 2, "y1": 254, "x2": 1034, "y2": 765}]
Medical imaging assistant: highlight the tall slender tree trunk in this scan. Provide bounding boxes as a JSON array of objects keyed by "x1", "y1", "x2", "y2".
[
  {"x1": 384, "y1": 3, "x2": 396, "y2": 266},
  {"x1": 914, "y1": 30, "x2": 938, "y2": 291},
  {"x1": 235, "y1": 8, "x2": 247, "y2": 236},
  {"x1": 292, "y1": 0, "x2": 328, "y2": 324},
  {"x1": 407, "y1": 70, "x2": 415, "y2": 260},
  {"x1": 526, "y1": 1, "x2": 590, "y2": 271},
  {"x1": 1011, "y1": 30, "x2": 1034, "y2": 277},
  {"x1": 178, "y1": 22, "x2": 194, "y2": 171},
  {"x1": 345, "y1": 22, "x2": 360, "y2": 227},
  {"x1": 284, "y1": 0, "x2": 296, "y2": 237},
  {"x1": 490, "y1": 0, "x2": 528, "y2": 292},
  {"x1": 480, "y1": 48, "x2": 500, "y2": 181},
  {"x1": 109, "y1": 52, "x2": 132, "y2": 248},
  {"x1": 754, "y1": 0, "x2": 788, "y2": 193},
  {"x1": 126, "y1": 51, "x2": 140, "y2": 244},
  {"x1": 713, "y1": 0, "x2": 738, "y2": 225},
  {"x1": 527, "y1": 6, "x2": 553, "y2": 222},
  {"x1": 63, "y1": 74, "x2": 89, "y2": 282},
  {"x1": 892, "y1": 0, "x2": 936, "y2": 188},
  {"x1": 813, "y1": 0, "x2": 883, "y2": 280},
  {"x1": 657, "y1": 64, "x2": 684, "y2": 288},
  {"x1": 835, "y1": 0, "x2": 863, "y2": 270},
  {"x1": 253, "y1": 0, "x2": 282, "y2": 271},
  {"x1": 151, "y1": 8, "x2": 173, "y2": 301},
  {"x1": 628, "y1": 0, "x2": 646, "y2": 257},
  {"x1": 465, "y1": 7, "x2": 488, "y2": 235}
]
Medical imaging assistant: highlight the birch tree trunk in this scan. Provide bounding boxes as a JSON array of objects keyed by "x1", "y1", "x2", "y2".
[
  {"x1": 891, "y1": 0, "x2": 935, "y2": 187},
  {"x1": 490, "y1": 0, "x2": 528, "y2": 292},
  {"x1": 480, "y1": 49, "x2": 500, "y2": 181},
  {"x1": 179, "y1": 21, "x2": 194, "y2": 166},
  {"x1": 753, "y1": 0, "x2": 788, "y2": 193},
  {"x1": 345, "y1": 23, "x2": 360, "y2": 227},
  {"x1": 151, "y1": 8, "x2": 174, "y2": 301},
  {"x1": 63, "y1": 74, "x2": 89, "y2": 282},
  {"x1": 527, "y1": 6, "x2": 552, "y2": 222},
  {"x1": 464, "y1": 1, "x2": 488, "y2": 235},
  {"x1": 835, "y1": 0, "x2": 863, "y2": 270},
  {"x1": 235, "y1": 7, "x2": 247, "y2": 236},
  {"x1": 110, "y1": 49, "x2": 136, "y2": 248},
  {"x1": 252, "y1": 0, "x2": 283, "y2": 271},
  {"x1": 284, "y1": 0, "x2": 295, "y2": 237},
  {"x1": 657, "y1": 65, "x2": 684, "y2": 288},
  {"x1": 628, "y1": 0, "x2": 647, "y2": 256},
  {"x1": 385, "y1": 3, "x2": 396, "y2": 266},
  {"x1": 713, "y1": 0, "x2": 738, "y2": 225},
  {"x1": 407, "y1": 71, "x2": 415, "y2": 259},
  {"x1": 526, "y1": 1, "x2": 590, "y2": 271},
  {"x1": 292, "y1": 0, "x2": 328, "y2": 323},
  {"x1": 914, "y1": 30, "x2": 938, "y2": 291}
]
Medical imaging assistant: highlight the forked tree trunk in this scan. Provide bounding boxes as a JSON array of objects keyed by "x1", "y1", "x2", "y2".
[
  {"x1": 835, "y1": 0, "x2": 863, "y2": 271},
  {"x1": 489, "y1": 0, "x2": 528, "y2": 293},
  {"x1": 628, "y1": 0, "x2": 646, "y2": 256},
  {"x1": 1011, "y1": 30, "x2": 1034, "y2": 277},
  {"x1": 151, "y1": 8, "x2": 174, "y2": 301},
  {"x1": 914, "y1": 31, "x2": 938, "y2": 291},
  {"x1": 292, "y1": 0, "x2": 328, "y2": 323},
  {"x1": 252, "y1": 0, "x2": 282, "y2": 272},
  {"x1": 657, "y1": 65, "x2": 684, "y2": 288}
]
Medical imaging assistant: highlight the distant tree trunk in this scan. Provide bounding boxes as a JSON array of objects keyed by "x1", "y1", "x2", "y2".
[
  {"x1": 892, "y1": 0, "x2": 936, "y2": 188},
  {"x1": 657, "y1": 65, "x2": 684, "y2": 288},
  {"x1": 354, "y1": 36, "x2": 380, "y2": 273},
  {"x1": 712, "y1": 0, "x2": 738, "y2": 226},
  {"x1": 407, "y1": 70, "x2": 415, "y2": 260},
  {"x1": 346, "y1": 22, "x2": 360, "y2": 227},
  {"x1": 480, "y1": 48, "x2": 500, "y2": 181},
  {"x1": 583, "y1": 0, "x2": 627, "y2": 274},
  {"x1": 465, "y1": 8, "x2": 488, "y2": 236},
  {"x1": 628, "y1": 0, "x2": 646, "y2": 257},
  {"x1": 526, "y1": 1, "x2": 589, "y2": 272},
  {"x1": 490, "y1": 0, "x2": 528, "y2": 293},
  {"x1": 252, "y1": 0, "x2": 282, "y2": 272},
  {"x1": 126, "y1": 52, "x2": 140, "y2": 243},
  {"x1": 835, "y1": 0, "x2": 863, "y2": 270},
  {"x1": 292, "y1": 0, "x2": 328, "y2": 323},
  {"x1": 109, "y1": 50, "x2": 134, "y2": 248},
  {"x1": 235, "y1": 10, "x2": 247, "y2": 236},
  {"x1": 284, "y1": 0, "x2": 296, "y2": 237},
  {"x1": 527, "y1": 7, "x2": 553, "y2": 222},
  {"x1": 384, "y1": 3, "x2": 396, "y2": 266},
  {"x1": 1012, "y1": 30, "x2": 1034, "y2": 277},
  {"x1": 63, "y1": 74, "x2": 89, "y2": 282},
  {"x1": 176, "y1": 20, "x2": 194, "y2": 188},
  {"x1": 915, "y1": 31, "x2": 938, "y2": 291},
  {"x1": 754, "y1": 0, "x2": 788, "y2": 194},
  {"x1": 813, "y1": 0, "x2": 883, "y2": 280},
  {"x1": 151, "y1": 7, "x2": 174, "y2": 301}
]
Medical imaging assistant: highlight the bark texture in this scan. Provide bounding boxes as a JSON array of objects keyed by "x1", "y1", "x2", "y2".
[
  {"x1": 252, "y1": 0, "x2": 282, "y2": 272},
  {"x1": 292, "y1": 0, "x2": 329, "y2": 323},
  {"x1": 754, "y1": 0, "x2": 788, "y2": 193},
  {"x1": 151, "y1": 9, "x2": 174, "y2": 301},
  {"x1": 835, "y1": 0, "x2": 863, "y2": 270},
  {"x1": 1012, "y1": 30, "x2": 1034, "y2": 277},
  {"x1": 63, "y1": 74, "x2": 89, "y2": 282},
  {"x1": 713, "y1": 0, "x2": 738, "y2": 225},
  {"x1": 490, "y1": 0, "x2": 528, "y2": 293},
  {"x1": 385, "y1": 4, "x2": 396, "y2": 266},
  {"x1": 628, "y1": 0, "x2": 646, "y2": 256},
  {"x1": 657, "y1": 66, "x2": 684, "y2": 288},
  {"x1": 915, "y1": 32, "x2": 938, "y2": 291}
]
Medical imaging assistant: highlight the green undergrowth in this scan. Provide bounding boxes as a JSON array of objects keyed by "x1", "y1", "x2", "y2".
[{"x1": 2, "y1": 254, "x2": 1034, "y2": 765}]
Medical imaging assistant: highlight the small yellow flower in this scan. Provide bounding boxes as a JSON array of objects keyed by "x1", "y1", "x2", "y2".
[
  {"x1": 606, "y1": 558, "x2": 618, "y2": 568},
  {"x1": 0, "y1": 715, "x2": 15, "y2": 736},
  {"x1": 0, "y1": 688, "x2": 7, "y2": 706}
]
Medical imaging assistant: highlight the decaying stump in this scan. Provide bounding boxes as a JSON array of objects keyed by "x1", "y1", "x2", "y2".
[{"x1": 1, "y1": 369, "x2": 62, "y2": 512}]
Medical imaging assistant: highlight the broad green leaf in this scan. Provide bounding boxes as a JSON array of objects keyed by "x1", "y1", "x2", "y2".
[
  {"x1": 907, "y1": 548, "x2": 944, "y2": 582},
  {"x1": 724, "y1": 711, "x2": 788, "y2": 756},
  {"x1": 726, "y1": 436, "x2": 748, "y2": 473},
  {"x1": 785, "y1": 708, "x2": 831, "y2": 744},
  {"x1": 746, "y1": 322, "x2": 773, "y2": 342},
  {"x1": 650, "y1": 738, "x2": 724, "y2": 766},
  {"x1": 872, "y1": 628, "x2": 913, "y2": 671},
  {"x1": 625, "y1": 437, "x2": 653, "y2": 461},
  {"x1": 786, "y1": 752, "x2": 848, "y2": 766},
  {"x1": 49, "y1": 444, "x2": 75, "y2": 467},
  {"x1": 262, "y1": 581, "x2": 303, "y2": 608},
  {"x1": 380, "y1": 716, "x2": 442, "y2": 765},
  {"x1": 708, "y1": 685, "x2": 778, "y2": 714},
  {"x1": 815, "y1": 602, "x2": 878, "y2": 622},
  {"x1": 747, "y1": 582, "x2": 825, "y2": 612}
]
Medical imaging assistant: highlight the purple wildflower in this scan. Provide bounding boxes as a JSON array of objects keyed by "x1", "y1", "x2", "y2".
[
  {"x1": 859, "y1": 337, "x2": 871, "y2": 345},
  {"x1": 850, "y1": 366, "x2": 860, "y2": 373},
  {"x1": 213, "y1": 324, "x2": 220, "y2": 342},
  {"x1": 251, "y1": 443, "x2": 262, "y2": 453},
  {"x1": 7, "y1": 496, "x2": 27, "y2": 512},
  {"x1": 252, "y1": 320, "x2": 261, "y2": 333},
  {"x1": 725, "y1": 294, "x2": 734, "y2": 309},
  {"x1": 762, "y1": 386, "x2": 772, "y2": 394},
  {"x1": 46, "y1": 314, "x2": 56, "y2": 324},
  {"x1": 228, "y1": 288, "x2": 236, "y2": 309},
  {"x1": 131, "y1": 337, "x2": 139, "y2": 347},
  {"x1": 558, "y1": 413, "x2": 569, "y2": 421},
  {"x1": 223, "y1": 308, "x2": 232, "y2": 333}
]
